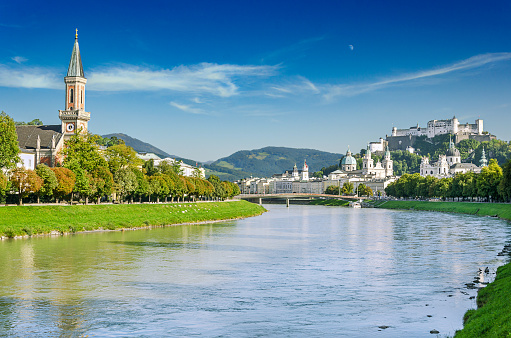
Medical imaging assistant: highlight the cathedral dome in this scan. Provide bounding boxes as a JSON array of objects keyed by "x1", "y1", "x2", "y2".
[
  {"x1": 341, "y1": 153, "x2": 357, "y2": 165},
  {"x1": 445, "y1": 147, "x2": 460, "y2": 157}
]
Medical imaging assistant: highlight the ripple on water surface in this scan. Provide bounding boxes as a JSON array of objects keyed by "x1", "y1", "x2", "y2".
[{"x1": 0, "y1": 205, "x2": 509, "y2": 337}]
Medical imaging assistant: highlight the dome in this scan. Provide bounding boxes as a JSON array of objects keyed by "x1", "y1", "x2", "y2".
[
  {"x1": 446, "y1": 147, "x2": 460, "y2": 157},
  {"x1": 341, "y1": 154, "x2": 357, "y2": 165}
]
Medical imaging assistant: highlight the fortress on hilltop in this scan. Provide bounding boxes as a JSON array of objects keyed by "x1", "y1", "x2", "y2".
[{"x1": 386, "y1": 116, "x2": 495, "y2": 151}]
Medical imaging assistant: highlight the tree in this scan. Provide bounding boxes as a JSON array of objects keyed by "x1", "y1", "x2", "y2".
[
  {"x1": 9, "y1": 168, "x2": 43, "y2": 204},
  {"x1": 0, "y1": 111, "x2": 20, "y2": 169},
  {"x1": 132, "y1": 167, "x2": 149, "y2": 203},
  {"x1": 113, "y1": 167, "x2": 138, "y2": 203},
  {"x1": 477, "y1": 159, "x2": 503, "y2": 202},
  {"x1": 62, "y1": 132, "x2": 107, "y2": 172},
  {"x1": 342, "y1": 182, "x2": 354, "y2": 195},
  {"x1": 35, "y1": 164, "x2": 58, "y2": 203},
  {"x1": 143, "y1": 159, "x2": 158, "y2": 176},
  {"x1": 0, "y1": 170, "x2": 10, "y2": 202},
  {"x1": 104, "y1": 144, "x2": 142, "y2": 175},
  {"x1": 357, "y1": 183, "x2": 373, "y2": 197},
  {"x1": 208, "y1": 175, "x2": 227, "y2": 200},
  {"x1": 51, "y1": 167, "x2": 76, "y2": 202},
  {"x1": 498, "y1": 159, "x2": 511, "y2": 202},
  {"x1": 72, "y1": 166, "x2": 95, "y2": 204},
  {"x1": 325, "y1": 185, "x2": 340, "y2": 195},
  {"x1": 91, "y1": 165, "x2": 114, "y2": 203}
]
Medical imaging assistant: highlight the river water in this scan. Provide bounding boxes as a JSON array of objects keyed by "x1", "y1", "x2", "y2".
[{"x1": 0, "y1": 205, "x2": 510, "y2": 337}]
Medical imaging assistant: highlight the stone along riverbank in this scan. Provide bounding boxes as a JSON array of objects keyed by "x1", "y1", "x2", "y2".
[
  {"x1": 373, "y1": 200, "x2": 511, "y2": 337},
  {"x1": 0, "y1": 200, "x2": 266, "y2": 239}
]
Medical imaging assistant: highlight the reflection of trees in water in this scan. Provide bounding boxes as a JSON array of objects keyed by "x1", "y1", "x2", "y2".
[{"x1": 0, "y1": 222, "x2": 232, "y2": 335}]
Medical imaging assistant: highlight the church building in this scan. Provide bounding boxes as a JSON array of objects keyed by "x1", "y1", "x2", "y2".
[{"x1": 16, "y1": 30, "x2": 90, "y2": 169}]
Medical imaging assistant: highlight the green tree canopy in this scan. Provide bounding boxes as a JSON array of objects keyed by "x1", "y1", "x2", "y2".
[
  {"x1": 105, "y1": 143, "x2": 142, "y2": 175},
  {"x1": 0, "y1": 112, "x2": 20, "y2": 169},
  {"x1": 35, "y1": 164, "x2": 58, "y2": 201},
  {"x1": 62, "y1": 132, "x2": 107, "y2": 172}
]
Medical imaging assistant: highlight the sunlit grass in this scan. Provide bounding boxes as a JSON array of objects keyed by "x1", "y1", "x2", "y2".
[
  {"x1": 454, "y1": 263, "x2": 511, "y2": 337},
  {"x1": 377, "y1": 201, "x2": 511, "y2": 221},
  {"x1": 0, "y1": 201, "x2": 266, "y2": 237}
]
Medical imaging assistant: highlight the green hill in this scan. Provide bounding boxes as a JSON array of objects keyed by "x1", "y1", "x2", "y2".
[
  {"x1": 207, "y1": 146, "x2": 343, "y2": 179},
  {"x1": 101, "y1": 133, "x2": 198, "y2": 167}
]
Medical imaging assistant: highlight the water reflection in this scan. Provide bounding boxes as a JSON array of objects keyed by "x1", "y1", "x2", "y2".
[{"x1": 0, "y1": 205, "x2": 509, "y2": 337}]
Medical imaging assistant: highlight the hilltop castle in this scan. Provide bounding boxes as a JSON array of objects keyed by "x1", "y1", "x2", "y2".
[
  {"x1": 16, "y1": 30, "x2": 90, "y2": 169},
  {"x1": 387, "y1": 116, "x2": 495, "y2": 151}
]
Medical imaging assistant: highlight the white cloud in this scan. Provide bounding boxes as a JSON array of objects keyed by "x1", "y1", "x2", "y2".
[
  {"x1": 170, "y1": 101, "x2": 207, "y2": 115},
  {"x1": 323, "y1": 52, "x2": 511, "y2": 100},
  {"x1": 0, "y1": 64, "x2": 60, "y2": 89},
  {"x1": 88, "y1": 62, "x2": 278, "y2": 97},
  {"x1": 11, "y1": 56, "x2": 28, "y2": 64},
  {"x1": 348, "y1": 45, "x2": 354, "y2": 51},
  {"x1": 266, "y1": 76, "x2": 320, "y2": 97}
]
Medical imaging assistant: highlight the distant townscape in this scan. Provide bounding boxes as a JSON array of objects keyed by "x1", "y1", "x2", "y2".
[{"x1": 1, "y1": 34, "x2": 510, "y2": 203}]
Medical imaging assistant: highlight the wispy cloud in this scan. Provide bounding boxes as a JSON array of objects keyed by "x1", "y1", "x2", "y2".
[
  {"x1": 266, "y1": 76, "x2": 320, "y2": 97},
  {"x1": 0, "y1": 64, "x2": 60, "y2": 89},
  {"x1": 11, "y1": 56, "x2": 28, "y2": 64},
  {"x1": 170, "y1": 101, "x2": 207, "y2": 115},
  {"x1": 323, "y1": 53, "x2": 511, "y2": 100},
  {"x1": 88, "y1": 63, "x2": 279, "y2": 97}
]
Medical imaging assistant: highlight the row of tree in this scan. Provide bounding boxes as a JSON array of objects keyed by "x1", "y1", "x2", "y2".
[
  {"x1": 0, "y1": 112, "x2": 239, "y2": 204},
  {"x1": 385, "y1": 159, "x2": 511, "y2": 202},
  {"x1": 324, "y1": 182, "x2": 373, "y2": 197}
]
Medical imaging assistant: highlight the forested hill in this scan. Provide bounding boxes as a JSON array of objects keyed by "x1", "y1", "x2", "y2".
[
  {"x1": 207, "y1": 146, "x2": 343, "y2": 179},
  {"x1": 101, "y1": 133, "x2": 197, "y2": 166}
]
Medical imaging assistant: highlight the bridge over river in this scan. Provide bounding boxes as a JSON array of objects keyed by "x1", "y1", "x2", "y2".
[{"x1": 235, "y1": 193, "x2": 366, "y2": 207}]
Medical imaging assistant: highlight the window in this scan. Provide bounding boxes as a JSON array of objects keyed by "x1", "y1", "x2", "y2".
[
  {"x1": 81, "y1": 90, "x2": 83, "y2": 104},
  {"x1": 70, "y1": 88, "x2": 74, "y2": 103}
]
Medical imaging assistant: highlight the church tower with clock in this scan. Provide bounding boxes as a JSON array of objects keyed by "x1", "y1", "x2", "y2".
[{"x1": 59, "y1": 29, "x2": 90, "y2": 140}]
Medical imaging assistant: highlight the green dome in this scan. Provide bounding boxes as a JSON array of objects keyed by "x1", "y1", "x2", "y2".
[{"x1": 341, "y1": 154, "x2": 357, "y2": 165}]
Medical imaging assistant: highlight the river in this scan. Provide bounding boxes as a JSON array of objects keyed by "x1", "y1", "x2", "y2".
[{"x1": 0, "y1": 205, "x2": 510, "y2": 337}]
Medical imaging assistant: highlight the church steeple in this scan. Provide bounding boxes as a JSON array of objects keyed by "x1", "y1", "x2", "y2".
[
  {"x1": 59, "y1": 29, "x2": 90, "y2": 139},
  {"x1": 67, "y1": 29, "x2": 84, "y2": 78}
]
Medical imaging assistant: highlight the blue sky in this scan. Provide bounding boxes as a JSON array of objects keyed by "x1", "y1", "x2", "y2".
[{"x1": 1, "y1": 0, "x2": 511, "y2": 162}]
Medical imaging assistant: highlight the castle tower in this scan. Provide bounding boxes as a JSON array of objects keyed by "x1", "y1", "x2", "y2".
[
  {"x1": 452, "y1": 115, "x2": 459, "y2": 134},
  {"x1": 362, "y1": 143, "x2": 374, "y2": 174},
  {"x1": 301, "y1": 160, "x2": 309, "y2": 181},
  {"x1": 59, "y1": 29, "x2": 90, "y2": 140},
  {"x1": 382, "y1": 147, "x2": 393, "y2": 176}
]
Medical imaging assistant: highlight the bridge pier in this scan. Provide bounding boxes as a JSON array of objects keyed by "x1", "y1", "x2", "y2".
[
  {"x1": 286, "y1": 198, "x2": 289, "y2": 207},
  {"x1": 258, "y1": 198, "x2": 262, "y2": 205}
]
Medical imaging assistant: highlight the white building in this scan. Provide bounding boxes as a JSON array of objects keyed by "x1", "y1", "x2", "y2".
[
  {"x1": 391, "y1": 116, "x2": 483, "y2": 139},
  {"x1": 420, "y1": 138, "x2": 484, "y2": 178}
]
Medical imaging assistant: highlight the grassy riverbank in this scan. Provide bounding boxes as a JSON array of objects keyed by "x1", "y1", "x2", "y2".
[
  {"x1": 373, "y1": 199, "x2": 511, "y2": 336},
  {"x1": 373, "y1": 200, "x2": 511, "y2": 221},
  {"x1": 0, "y1": 200, "x2": 266, "y2": 238},
  {"x1": 454, "y1": 263, "x2": 511, "y2": 337},
  {"x1": 308, "y1": 199, "x2": 350, "y2": 206}
]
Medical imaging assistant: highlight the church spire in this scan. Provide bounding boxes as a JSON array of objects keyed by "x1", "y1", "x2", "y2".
[{"x1": 67, "y1": 29, "x2": 84, "y2": 77}]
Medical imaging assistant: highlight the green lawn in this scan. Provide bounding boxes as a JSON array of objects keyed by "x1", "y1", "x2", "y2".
[
  {"x1": 309, "y1": 199, "x2": 350, "y2": 206},
  {"x1": 0, "y1": 200, "x2": 266, "y2": 238},
  {"x1": 454, "y1": 263, "x2": 511, "y2": 337},
  {"x1": 376, "y1": 200, "x2": 511, "y2": 221}
]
